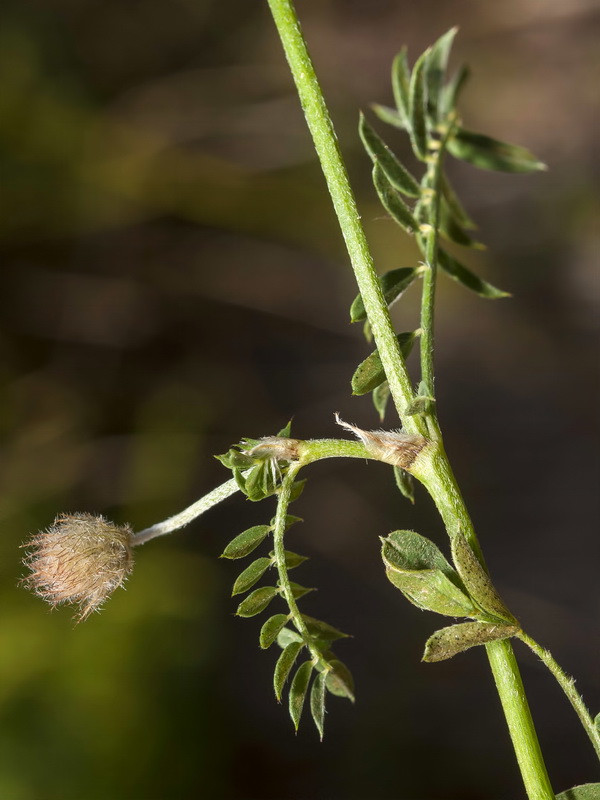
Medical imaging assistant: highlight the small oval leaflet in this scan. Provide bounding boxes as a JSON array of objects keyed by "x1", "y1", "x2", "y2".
[
  {"x1": 310, "y1": 671, "x2": 327, "y2": 740},
  {"x1": 359, "y1": 113, "x2": 420, "y2": 197},
  {"x1": 423, "y1": 621, "x2": 518, "y2": 663},
  {"x1": 372, "y1": 165, "x2": 419, "y2": 235},
  {"x1": 274, "y1": 640, "x2": 303, "y2": 701},
  {"x1": 300, "y1": 614, "x2": 349, "y2": 644},
  {"x1": 289, "y1": 660, "x2": 314, "y2": 730},
  {"x1": 236, "y1": 586, "x2": 278, "y2": 618},
  {"x1": 287, "y1": 582, "x2": 315, "y2": 600},
  {"x1": 350, "y1": 267, "x2": 418, "y2": 323},
  {"x1": 231, "y1": 557, "x2": 272, "y2": 596},
  {"x1": 556, "y1": 785, "x2": 600, "y2": 800},
  {"x1": 259, "y1": 614, "x2": 290, "y2": 649},
  {"x1": 325, "y1": 659, "x2": 355, "y2": 702},
  {"x1": 408, "y1": 48, "x2": 429, "y2": 160},
  {"x1": 352, "y1": 332, "x2": 416, "y2": 395},
  {"x1": 221, "y1": 525, "x2": 271, "y2": 560},
  {"x1": 391, "y1": 47, "x2": 410, "y2": 127},
  {"x1": 373, "y1": 380, "x2": 391, "y2": 422},
  {"x1": 437, "y1": 248, "x2": 509, "y2": 300},
  {"x1": 448, "y1": 128, "x2": 547, "y2": 173}
]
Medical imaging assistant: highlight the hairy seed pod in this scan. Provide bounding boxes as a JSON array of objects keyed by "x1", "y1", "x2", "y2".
[
  {"x1": 335, "y1": 414, "x2": 428, "y2": 470},
  {"x1": 22, "y1": 513, "x2": 134, "y2": 622},
  {"x1": 244, "y1": 437, "x2": 301, "y2": 462}
]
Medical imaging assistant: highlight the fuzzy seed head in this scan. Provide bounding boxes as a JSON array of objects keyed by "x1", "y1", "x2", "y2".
[{"x1": 22, "y1": 513, "x2": 134, "y2": 621}]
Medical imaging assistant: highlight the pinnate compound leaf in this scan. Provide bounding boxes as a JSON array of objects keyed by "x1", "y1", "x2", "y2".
[
  {"x1": 373, "y1": 165, "x2": 419, "y2": 235},
  {"x1": 325, "y1": 659, "x2": 355, "y2": 701},
  {"x1": 301, "y1": 615, "x2": 349, "y2": 644},
  {"x1": 393, "y1": 466, "x2": 415, "y2": 504},
  {"x1": 221, "y1": 525, "x2": 271, "y2": 559},
  {"x1": 350, "y1": 267, "x2": 418, "y2": 323},
  {"x1": 556, "y1": 784, "x2": 600, "y2": 800},
  {"x1": 373, "y1": 381, "x2": 391, "y2": 422},
  {"x1": 352, "y1": 332, "x2": 416, "y2": 395},
  {"x1": 259, "y1": 614, "x2": 290, "y2": 649},
  {"x1": 409, "y1": 48, "x2": 429, "y2": 160},
  {"x1": 448, "y1": 128, "x2": 547, "y2": 173},
  {"x1": 438, "y1": 248, "x2": 510, "y2": 299},
  {"x1": 310, "y1": 671, "x2": 327, "y2": 740},
  {"x1": 236, "y1": 586, "x2": 278, "y2": 618},
  {"x1": 274, "y1": 641, "x2": 303, "y2": 701},
  {"x1": 231, "y1": 557, "x2": 273, "y2": 596},
  {"x1": 425, "y1": 27, "x2": 457, "y2": 122},
  {"x1": 359, "y1": 114, "x2": 420, "y2": 197},
  {"x1": 423, "y1": 621, "x2": 518, "y2": 662},
  {"x1": 450, "y1": 532, "x2": 517, "y2": 624},
  {"x1": 289, "y1": 661, "x2": 314, "y2": 730},
  {"x1": 391, "y1": 47, "x2": 411, "y2": 126}
]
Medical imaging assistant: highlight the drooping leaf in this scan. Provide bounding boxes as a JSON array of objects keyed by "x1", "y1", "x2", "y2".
[
  {"x1": 274, "y1": 640, "x2": 303, "y2": 700},
  {"x1": 440, "y1": 63, "x2": 470, "y2": 117},
  {"x1": 310, "y1": 671, "x2": 327, "y2": 740},
  {"x1": 409, "y1": 48, "x2": 429, "y2": 160},
  {"x1": 352, "y1": 332, "x2": 416, "y2": 395},
  {"x1": 236, "y1": 586, "x2": 278, "y2": 618},
  {"x1": 448, "y1": 128, "x2": 547, "y2": 173},
  {"x1": 221, "y1": 525, "x2": 271, "y2": 560},
  {"x1": 393, "y1": 466, "x2": 415, "y2": 504},
  {"x1": 259, "y1": 613, "x2": 290, "y2": 649},
  {"x1": 556, "y1": 784, "x2": 600, "y2": 800},
  {"x1": 372, "y1": 165, "x2": 419, "y2": 235},
  {"x1": 425, "y1": 28, "x2": 458, "y2": 122},
  {"x1": 359, "y1": 114, "x2": 420, "y2": 197},
  {"x1": 371, "y1": 103, "x2": 406, "y2": 130},
  {"x1": 301, "y1": 615, "x2": 350, "y2": 644},
  {"x1": 438, "y1": 248, "x2": 510, "y2": 299},
  {"x1": 423, "y1": 621, "x2": 518, "y2": 662},
  {"x1": 350, "y1": 267, "x2": 418, "y2": 323},
  {"x1": 231, "y1": 557, "x2": 273, "y2": 596},
  {"x1": 289, "y1": 661, "x2": 314, "y2": 730},
  {"x1": 391, "y1": 47, "x2": 411, "y2": 127},
  {"x1": 450, "y1": 533, "x2": 517, "y2": 624},
  {"x1": 325, "y1": 659, "x2": 355, "y2": 701},
  {"x1": 373, "y1": 381, "x2": 391, "y2": 421}
]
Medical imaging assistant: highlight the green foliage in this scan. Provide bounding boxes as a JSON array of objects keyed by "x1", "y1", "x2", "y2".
[
  {"x1": 556, "y1": 785, "x2": 600, "y2": 800},
  {"x1": 351, "y1": 332, "x2": 416, "y2": 395},
  {"x1": 423, "y1": 621, "x2": 518, "y2": 662}
]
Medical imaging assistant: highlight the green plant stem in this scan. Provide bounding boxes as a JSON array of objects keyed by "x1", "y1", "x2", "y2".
[
  {"x1": 271, "y1": 461, "x2": 324, "y2": 665},
  {"x1": 266, "y1": 2, "x2": 554, "y2": 796},
  {"x1": 518, "y1": 631, "x2": 600, "y2": 762},
  {"x1": 266, "y1": 0, "x2": 424, "y2": 437}
]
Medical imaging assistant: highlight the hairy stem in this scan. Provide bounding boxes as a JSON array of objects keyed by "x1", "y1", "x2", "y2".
[
  {"x1": 266, "y1": 1, "x2": 554, "y2": 796},
  {"x1": 266, "y1": 0, "x2": 424, "y2": 436},
  {"x1": 518, "y1": 631, "x2": 600, "y2": 761}
]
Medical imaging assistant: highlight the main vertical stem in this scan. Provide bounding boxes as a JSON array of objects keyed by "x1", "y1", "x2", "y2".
[
  {"x1": 266, "y1": 1, "x2": 554, "y2": 797},
  {"x1": 266, "y1": 0, "x2": 424, "y2": 437}
]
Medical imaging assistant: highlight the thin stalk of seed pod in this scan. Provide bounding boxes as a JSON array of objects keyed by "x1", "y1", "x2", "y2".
[
  {"x1": 266, "y1": 3, "x2": 554, "y2": 797},
  {"x1": 517, "y1": 631, "x2": 600, "y2": 761},
  {"x1": 132, "y1": 477, "x2": 240, "y2": 546}
]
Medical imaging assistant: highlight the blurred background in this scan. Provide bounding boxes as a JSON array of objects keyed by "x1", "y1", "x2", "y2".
[{"x1": 1, "y1": 0, "x2": 598, "y2": 798}]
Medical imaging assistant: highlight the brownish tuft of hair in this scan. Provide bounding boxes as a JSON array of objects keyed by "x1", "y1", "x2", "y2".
[{"x1": 22, "y1": 513, "x2": 134, "y2": 622}]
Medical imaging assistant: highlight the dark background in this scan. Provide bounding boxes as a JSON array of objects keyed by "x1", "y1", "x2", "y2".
[{"x1": 1, "y1": 1, "x2": 598, "y2": 798}]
